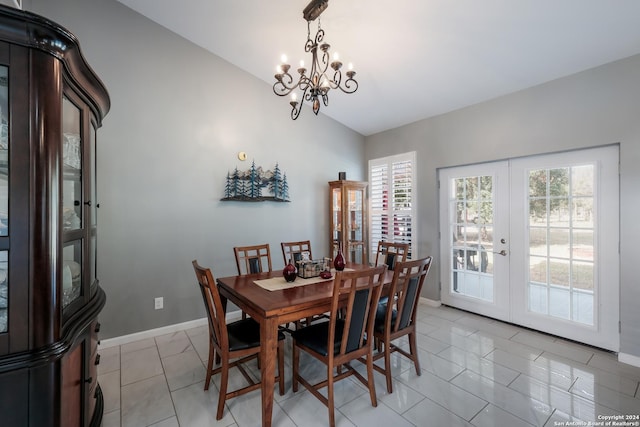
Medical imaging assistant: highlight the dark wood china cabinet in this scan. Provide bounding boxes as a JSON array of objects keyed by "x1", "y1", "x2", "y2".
[{"x1": 0, "y1": 5, "x2": 110, "y2": 427}]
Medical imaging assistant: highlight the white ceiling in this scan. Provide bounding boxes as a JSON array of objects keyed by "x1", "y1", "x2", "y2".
[{"x1": 116, "y1": 0, "x2": 640, "y2": 136}]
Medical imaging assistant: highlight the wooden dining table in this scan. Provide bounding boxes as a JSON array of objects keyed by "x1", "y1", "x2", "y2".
[{"x1": 216, "y1": 263, "x2": 392, "y2": 427}]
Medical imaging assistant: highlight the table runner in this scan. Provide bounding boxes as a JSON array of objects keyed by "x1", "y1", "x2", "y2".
[{"x1": 253, "y1": 268, "x2": 354, "y2": 291}]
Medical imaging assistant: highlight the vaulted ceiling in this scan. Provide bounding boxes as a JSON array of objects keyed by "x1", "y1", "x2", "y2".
[{"x1": 116, "y1": 0, "x2": 640, "y2": 136}]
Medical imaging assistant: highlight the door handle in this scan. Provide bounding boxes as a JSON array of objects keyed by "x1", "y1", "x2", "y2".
[{"x1": 493, "y1": 250, "x2": 507, "y2": 256}]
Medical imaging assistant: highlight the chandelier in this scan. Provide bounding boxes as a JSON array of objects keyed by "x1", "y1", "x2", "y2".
[{"x1": 273, "y1": 0, "x2": 358, "y2": 120}]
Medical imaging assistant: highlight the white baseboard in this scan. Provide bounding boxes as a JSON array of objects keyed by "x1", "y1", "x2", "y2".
[
  {"x1": 99, "y1": 310, "x2": 242, "y2": 349},
  {"x1": 419, "y1": 297, "x2": 441, "y2": 307},
  {"x1": 618, "y1": 352, "x2": 640, "y2": 368}
]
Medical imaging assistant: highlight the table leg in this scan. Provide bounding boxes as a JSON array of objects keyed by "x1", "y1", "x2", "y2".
[{"x1": 260, "y1": 317, "x2": 278, "y2": 427}]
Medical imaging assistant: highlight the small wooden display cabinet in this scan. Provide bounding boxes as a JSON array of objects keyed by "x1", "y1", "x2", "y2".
[
  {"x1": 0, "y1": 5, "x2": 110, "y2": 427},
  {"x1": 329, "y1": 180, "x2": 368, "y2": 265}
]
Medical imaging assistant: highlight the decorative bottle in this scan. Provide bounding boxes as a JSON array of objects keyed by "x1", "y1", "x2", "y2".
[
  {"x1": 333, "y1": 242, "x2": 346, "y2": 271},
  {"x1": 283, "y1": 258, "x2": 297, "y2": 282}
]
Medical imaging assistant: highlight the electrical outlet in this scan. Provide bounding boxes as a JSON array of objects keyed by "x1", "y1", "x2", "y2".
[{"x1": 154, "y1": 297, "x2": 163, "y2": 310}]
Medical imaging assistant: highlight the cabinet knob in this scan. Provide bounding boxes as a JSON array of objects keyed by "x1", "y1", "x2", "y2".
[
  {"x1": 95, "y1": 354, "x2": 101, "y2": 365},
  {"x1": 85, "y1": 377, "x2": 93, "y2": 384},
  {"x1": 84, "y1": 200, "x2": 92, "y2": 206}
]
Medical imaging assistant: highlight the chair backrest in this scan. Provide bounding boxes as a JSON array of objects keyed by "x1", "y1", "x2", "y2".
[
  {"x1": 387, "y1": 256, "x2": 432, "y2": 333},
  {"x1": 281, "y1": 240, "x2": 312, "y2": 265},
  {"x1": 374, "y1": 241, "x2": 410, "y2": 271},
  {"x1": 328, "y1": 265, "x2": 387, "y2": 356},
  {"x1": 192, "y1": 260, "x2": 228, "y2": 351},
  {"x1": 234, "y1": 244, "x2": 272, "y2": 275}
]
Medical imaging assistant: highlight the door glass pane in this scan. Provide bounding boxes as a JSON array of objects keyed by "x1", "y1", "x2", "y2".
[
  {"x1": 0, "y1": 65, "x2": 8, "y2": 237},
  {"x1": 63, "y1": 241, "x2": 82, "y2": 308},
  {"x1": 331, "y1": 187, "x2": 341, "y2": 255},
  {"x1": 90, "y1": 125, "x2": 97, "y2": 294},
  {"x1": 0, "y1": 251, "x2": 7, "y2": 333},
  {"x1": 0, "y1": 66, "x2": 8, "y2": 333},
  {"x1": 347, "y1": 188, "x2": 364, "y2": 264},
  {"x1": 527, "y1": 165, "x2": 595, "y2": 325},
  {"x1": 62, "y1": 97, "x2": 82, "y2": 231},
  {"x1": 451, "y1": 174, "x2": 494, "y2": 301}
]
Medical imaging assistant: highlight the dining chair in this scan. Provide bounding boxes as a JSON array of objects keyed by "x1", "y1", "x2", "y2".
[
  {"x1": 280, "y1": 240, "x2": 313, "y2": 265},
  {"x1": 374, "y1": 240, "x2": 411, "y2": 312},
  {"x1": 281, "y1": 239, "x2": 327, "y2": 327},
  {"x1": 234, "y1": 243, "x2": 273, "y2": 275},
  {"x1": 291, "y1": 265, "x2": 387, "y2": 427},
  {"x1": 372, "y1": 256, "x2": 432, "y2": 393},
  {"x1": 233, "y1": 243, "x2": 273, "y2": 320},
  {"x1": 374, "y1": 240, "x2": 410, "y2": 271},
  {"x1": 192, "y1": 260, "x2": 285, "y2": 420}
]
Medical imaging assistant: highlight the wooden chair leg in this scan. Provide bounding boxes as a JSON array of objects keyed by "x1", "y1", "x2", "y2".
[
  {"x1": 216, "y1": 357, "x2": 230, "y2": 420},
  {"x1": 327, "y1": 365, "x2": 336, "y2": 427},
  {"x1": 383, "y1": 338, "x2": 393, "y2": 393},
  {"x1": 409, "y1": 331, "x2": 421, "y2": 375},
  {"x1": 366, "y1": 354, "x2": 378, "y2": 407},
  {"x1": 204, "y1": 340, "x2": 215, "y2": 390}
]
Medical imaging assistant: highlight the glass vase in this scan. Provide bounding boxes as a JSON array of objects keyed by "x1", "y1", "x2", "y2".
[
  {"x1": 283, "y1": 259, "x2": 297, "y2": 282},
  {"x1": 333, "y1": 243, "x2": 346, "y2": 271}
]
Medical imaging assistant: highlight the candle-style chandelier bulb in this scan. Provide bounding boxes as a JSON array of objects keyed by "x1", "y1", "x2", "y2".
[{"x1": 272, "y1": 0, "x2": 358, "y2": 120}]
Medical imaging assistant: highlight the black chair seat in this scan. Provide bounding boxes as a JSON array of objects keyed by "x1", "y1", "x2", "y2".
[
  {"x1": 291, "y1": 320, "x2": 346, "y2": 356},
  {"x1": 374, "y1": 304, "x2": 398, "y2": 334},
  {"x1": 228, "y1": 318, "x2": 285, "y2": 351}
]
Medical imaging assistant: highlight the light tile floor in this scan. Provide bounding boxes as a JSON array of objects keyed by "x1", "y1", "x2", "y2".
[{"x1": 99, "y1": 304, "x2": 640, "y2": 427}]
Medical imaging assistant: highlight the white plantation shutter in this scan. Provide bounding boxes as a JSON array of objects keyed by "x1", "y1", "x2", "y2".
[{"x1": 369, "y1": 152, "x2": 416, "y2": 258}]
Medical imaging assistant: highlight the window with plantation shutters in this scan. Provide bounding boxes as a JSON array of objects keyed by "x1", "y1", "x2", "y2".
[{"x1": 368, "y1": 152, "x2": 416, "y2": 259}]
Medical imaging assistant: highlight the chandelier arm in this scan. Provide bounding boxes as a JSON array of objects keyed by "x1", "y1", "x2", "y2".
[
  {"x1": 273, "y1": 71, "x2": 300, "y2": 96},
  {"x1": 290, "y1": 101, "x2": 302, "y2": 120},
  {"x1": 336, "y1": 79, "x2": 358, "y2": 94},
  {"x1": 321, "y1": 92, "x2": 329, "y2": 107},
  {"x1": 273, "y1": 82, "x2": 296, "y2": 97}
]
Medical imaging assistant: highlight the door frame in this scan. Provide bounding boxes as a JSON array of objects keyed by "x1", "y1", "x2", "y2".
[{"x1": 438, "y1": 145, "x2": 620, "y2": 351}]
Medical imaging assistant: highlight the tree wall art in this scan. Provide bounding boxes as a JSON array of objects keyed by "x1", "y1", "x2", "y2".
[{"x1": 221, "y1": 161, "x2": 290, "y2": 202}]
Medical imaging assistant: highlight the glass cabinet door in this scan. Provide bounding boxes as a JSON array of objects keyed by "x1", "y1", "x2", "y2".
[
  {"x1": 62, "y1": 242, "x2": 82, "y2": 307},
  {"x1": 62, "y1": 96, "x2": 83, "y2": 309},
  {"x1": 346, "y1": 188, "x2": 365, "y2": 264},
  {"x1": 331, "y1": 187, "x2": 342, "y2": 254},
  {"x1": 0, "y1": 65, "x2": 8, "y2": 333},
  {"x1": 89, "y1": 124, "x2": 97, "y2": 296},
  {"x1": 62, "y1": 96, "x2": 82, "y2": 232}
]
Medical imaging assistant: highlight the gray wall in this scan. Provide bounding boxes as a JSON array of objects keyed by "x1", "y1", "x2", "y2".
[
  {"x1": 28, "y1": 0, "x2": 640, "y2": 359},
  {"x1": 29, "y1": 0, "x2": 365, "y2": 339},
  {"x1": 365, "y1": 54, "x2": 640, "y2": 358}
]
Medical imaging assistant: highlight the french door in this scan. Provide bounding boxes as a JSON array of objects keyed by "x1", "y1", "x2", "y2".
[{"x1": 439, "y1": 146, "x2": 619, "y2": 351}]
